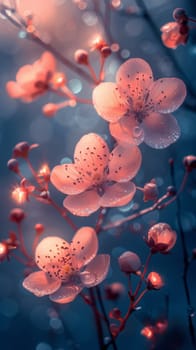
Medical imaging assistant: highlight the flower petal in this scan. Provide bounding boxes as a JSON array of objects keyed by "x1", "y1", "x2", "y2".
[
  {"x1": 70, "y1": 227, "x2": 98, "y2": 268},
  {"x1": 74, "y1": 133, "x2": 109, "y2": 184},
  {"x1": 63, "y1": 190, "x2": 101, "y2": 216},
  {"x1": 109, "y1": 115, "x2": 144, "y2": 145},
  {"x1": 49, "y1": 283, "x2": 82, "y2": 304},
  {"x1": 116, "y1": 58, "x2": 153, "y2": 103},
  {"x1": 39, "y1": 51, "x2": 56, "y2": 74},
  {"x1": 50, "y1": 163, "x2": 90, "y2": 195},
  {"x1": 143, "y1": 112, "x2": 180, "y2": 149},
  {"x1": 23, "y1": 271, "x2": 61, "y2": 297},
  {"x1": 6, "y1": 81, "x2": 26, "y2": 99},
  {"x1": 100, "y1": 182, "x2": 136, "y2": 207},
  {"x1": 108, "y1": 144, "x2": 142, "y2": 182},
  {"x1": 80, "y1": 254, "x2": 110, "y2": 287},
  {"x1": 149, "y1": 78, "x2": 186, "y2": 113},
  {"x1": 35, "y1": 236, "x2": 72, "y2": 280},
  {"x1": 92, "y1": 82, "x2": 127, "y2": 122}
]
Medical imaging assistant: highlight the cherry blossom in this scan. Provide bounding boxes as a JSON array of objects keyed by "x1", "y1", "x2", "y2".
[
  {"x1": 50, "y1": 133, "x2": 142, "y2": 216},
  {"x1": 161, "y1": 22, "x2": 189, "y2": 49},
  {"x1": 93, "y1": 58, "x2": 186, "y2": 149},
  {"x1": 23, "y1": 227, "x2": 110, "y2": 303},
  {"x1": 6, "y1": 51, "x2": 56, "y2": 102}
]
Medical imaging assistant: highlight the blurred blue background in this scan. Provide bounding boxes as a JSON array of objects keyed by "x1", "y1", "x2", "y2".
[{"x1": 0, "y1": 0, "x2": 196, "y2": 349}]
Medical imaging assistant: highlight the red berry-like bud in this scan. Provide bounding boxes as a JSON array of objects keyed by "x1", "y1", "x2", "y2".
[
  {"x1": 7, "y1": 158, "x2": 20, "y2": 174},
  {"x1": 173, "y1": 8, "x2": 188, "y2": 23},
  {"x1": 34, "y1": 223, "x2": 45, "y2": 235},
  {"x1": 100, "y1": 46, "x2": 112, "y2": 58},
  {"x1": 146, "y1": 272, "x2": 164, "y2": 290},
  {"x1": 147, "y1": 223, "x2": 177, "y2": 254},
  {"x1": 74, "y1": 50, "x2": 89, "y2": 65},
  {"x1": 109, "y1": 308, "x2": 121, "y2": 320},
  {"x1": 13, "y1": 142, "x2": 30, "y2": 158},
  {"x1": 183, "y1": 155, "x2": 196, "y2": 172},
  {"x1": 105, "y1": 282, "x2": 125, "y2": 300},
  {"x1": 0, "y1": 242, "x2": 9, "y2": 262},
  {"x1": 9, "y1": 208, "x2": 25, "y2": 223}
]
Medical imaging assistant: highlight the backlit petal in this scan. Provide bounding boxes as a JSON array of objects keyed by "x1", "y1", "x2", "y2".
[
  {"x1": 108, "y1": 144, "x2": 142, "y2": 182},
  {"x1": 63, "y1": 190, "x2": 101, "y2": 216},
  {"x1": 35, "y1": 236, "x2": 72, "y2": 280},
  {"x1": 50, "y1": 163, "x2": 90, "y2": 195},
  {"x1": 71, "y1": 227, "x2": 98, "y2": 268},
  {"x1": 74, "y1": 133, "x2": 109, "y2": 184},
  {"x1": 6, "y1": 81, "x2": 25, "y2": 99},
  {"x1": 50, "y1": 283, "x2": 82, "y2": 304},
  {"x1": 92, "y1": 82, "x2": 127, "y2": 122},
  {"x1": 116, "y1": 58, "x2": 153, "y2": 104},
  {"x1": 80, "y1": 254, "x2": 110, "y2": 287},
  {"x1": 100, "y1": 182, "x2": 136, "y2": 207},
  {"x1": 23, "y1": 271, "x2": 61, "y2": 297},
  {"x1": 109, "y1": 115, "x2": 144, "y2": 145},
  {"x1": 143, "y1": 112, "x2": 180, "y2": 149},
  {"x1": 149, "y1": 78, "x2": 186, "y2": 113}
]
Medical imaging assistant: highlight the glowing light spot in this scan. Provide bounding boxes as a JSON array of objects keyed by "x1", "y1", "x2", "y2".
[
  {"x1": 38, "y1": 164, "x2": 50, "y2": 177},
  {"x1": 68, "y1": 79, "x2": 82, "y2": 94},
  {"x1": 141, "y1": 326, "x2": 154, "y2": 339},
  {"x1": 12, "y1": 187, "x2": 27, "y2": 203}
]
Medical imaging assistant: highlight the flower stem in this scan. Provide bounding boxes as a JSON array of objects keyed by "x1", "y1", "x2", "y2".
[{"x1": 89, "y1": 288, "x2": 107, "y2": 350}]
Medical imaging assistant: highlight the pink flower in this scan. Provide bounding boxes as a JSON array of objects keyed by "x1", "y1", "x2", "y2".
[
  {"x1": 23, "y1": 227, "x2": 110, "y2": 303},
  {"x1": 6, "y1": 51, "x2": 56, "y2": 102},
  {"x1": 161, "y1": 22, "x2": 189, "y2": 49},
  {"x1": 50, "y1": 133, "x2": 142, "y2": 216},
  {"x1": 93, "y1": 58, "x2": 186, "y2": 149}
]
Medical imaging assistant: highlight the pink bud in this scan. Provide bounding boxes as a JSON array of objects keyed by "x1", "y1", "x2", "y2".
[
  {"x1": 143, "y1": 179, "x2": 158, "y2": 202},
  {"x1": 147, "y1": 223, "x2": 177, "y2": 253},
  {"x1": 100, "y1": 46, "x2": 112, "y2": 58},
  {"x1": 105, "y1": 282, "x2": 125, "y2": 300},
  {"x1": 7, "y1": 158, "x2": 20, "y2": 174},
  {"x1": 34, "y1": 223, "x2": 45, "y2": 235},
  {"x1": 74, "y1": 50, "x2": 89, "y2": 65},
  {"x1": 0, "y1": 242, "x2": 9, "y2": 262},
  {"x1": 42, "y1": 103, "x2": 58, "y2": 117},
  {"x1": 141, "y1": 326, "x2": 154, "y2": 339},
  {"x1": 9, "y1": 208, "x2": 26, "y2": 223},
  {"x1": 183, "y1": 155, "x2": 196, "y2": 172},
  {"x1": 146, "y1": 272, "x2": 164, "y2": 290},
  {"x1": 173, "y1": 8, "x2": 188, "y2": 23},
  {"x1": 109, "y1": 308, "x2": 121, "y2": 320},
  {"x1": 118, "y1": 251, "x2": 141, "y2": 273}
]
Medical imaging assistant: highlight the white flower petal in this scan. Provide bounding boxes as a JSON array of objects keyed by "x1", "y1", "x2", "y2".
[
  {"x1": 23, "y1": 271, "x2": 61, "y2": 297},
  {"x1": 80, "y1": 254, "x2": 110, "y2": 287}
]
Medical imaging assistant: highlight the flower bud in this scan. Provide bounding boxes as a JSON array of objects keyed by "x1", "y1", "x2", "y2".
[
  {"x1": 173, "y1": 8, "x2": 188, "y2": 23},
  {"x1": 146, "y1": 272, "x2": 164, "y2": 290},
  {"x1": 147, "y1": 223, "x2": 177, "y2": 253},
  {"x1": 183, "y1": 155, "x2": 196, "y2": 172},
  {"x1": 104, "y1": 282, "x2": 125, "y2": 300},
  {"x1": 141, "y1": 326, "x2": 154, "y2": 339},
  {"x1": 9, "y1": 208, "x2": 25, "y2": 223},
  {"x1": 118, "y1": 251, "x2": 141, "y2": 274},
  {"x1": 7, "y1": 158, "x2": 20, "y2": 174},
  {"x1": 0, "y1": 242, "x2": 9, "y2": 262},
  {"x1": 42, "y1": 103, "x2": 58, "y2": 117},
  {"x1": 109, "y1": 308, "x2": 121, "y2": 320},
  {"x1": 34, "y1": 223, "x2": 45, "y2": 235},
  {"x1": 100, "y1": 46, "x2": 112, "y2": 58},
  {"x1": 12, "y1": 142, "x2": 38, "y2": 158},
  {"x1": 74, "y1": 50, "x2": 89, "y2": 65},
  {"x1": 143, "y1": 179, "x2": 158, "y2": 202}
]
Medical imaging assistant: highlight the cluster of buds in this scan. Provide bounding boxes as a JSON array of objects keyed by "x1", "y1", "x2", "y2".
[
  {"x1": 141, "y1": 319, "x2": 168, "y2": 340},
  {"x1": 161, "y1": 8, "x2": 189, "y2": 49}
]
